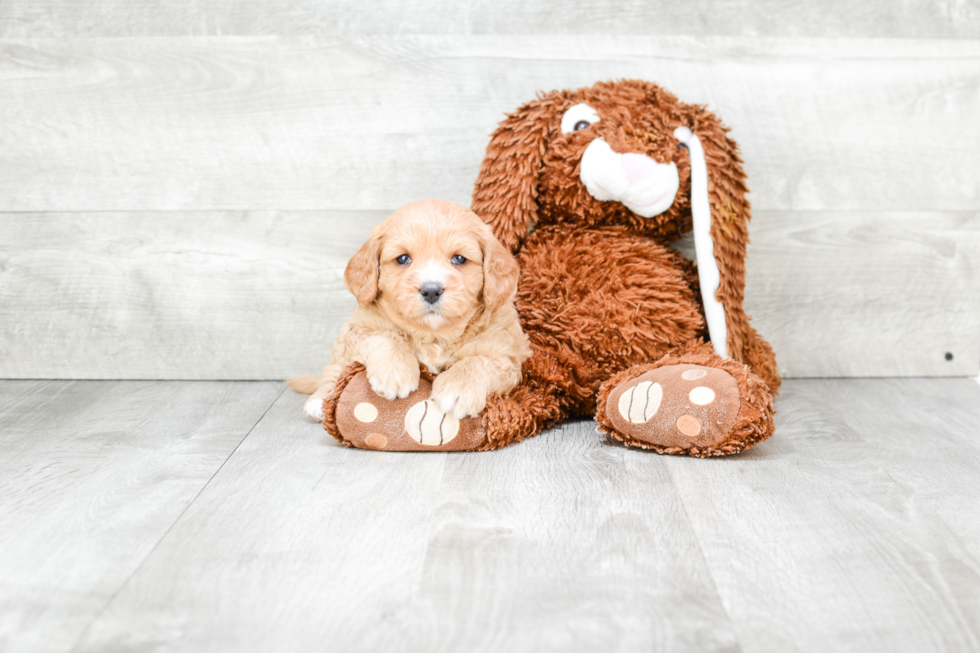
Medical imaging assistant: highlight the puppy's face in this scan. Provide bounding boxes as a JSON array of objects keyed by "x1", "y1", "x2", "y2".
[
  {"x1": 344, "y1": 199, "x2": 518, "y2": 334},
  {"x1": 378, "y1": 215, "x2": 485, "y2": 331}
]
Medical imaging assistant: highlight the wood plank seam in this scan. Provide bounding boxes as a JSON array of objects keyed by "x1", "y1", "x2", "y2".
[
  {"x1": 658, "y1": 459, "x2": 751, "y2": 646},
  {"x1": 66, "y1": 383, "x2": 287, "y2": 652}
]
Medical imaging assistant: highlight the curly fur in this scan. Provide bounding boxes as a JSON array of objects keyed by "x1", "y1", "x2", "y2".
[{"x1": 294, "y1": 199, "x2": 530, "y2": 422}]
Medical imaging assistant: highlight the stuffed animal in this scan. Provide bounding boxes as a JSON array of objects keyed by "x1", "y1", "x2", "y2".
[{"x1": 325, "y1": 79, "x2": 779, "y2": 456}]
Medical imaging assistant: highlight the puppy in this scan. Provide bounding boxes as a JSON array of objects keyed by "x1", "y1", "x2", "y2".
[{"x1": 290, "y1": 199, "x2": 531, "y2": 422}]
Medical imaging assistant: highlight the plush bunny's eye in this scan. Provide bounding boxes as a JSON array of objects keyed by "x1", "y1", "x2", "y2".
[{"x1": 561, "y1": 103, "x2": 601, "y2": 134}]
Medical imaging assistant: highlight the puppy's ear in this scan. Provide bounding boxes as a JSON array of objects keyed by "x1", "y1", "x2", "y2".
[
  {"x1": 344, "y1": 232, "x2": 383, "y2": 306},
  {"x1": 471, "y1": 92, "x2": 562, "y2": 254},
  {"x1": 479, "y1": 224, "x2": 520, "y2": 310}
]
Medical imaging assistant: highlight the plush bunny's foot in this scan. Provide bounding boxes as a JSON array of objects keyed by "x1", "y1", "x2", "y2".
[
  {"x1": 596, "y1": 342, "x2": 775, "y2": 457},
  {"x1": 323, "y1": 363, "x2": 487, "y2": 451},
  {"x1": 604, "y1": 364, "x2": 741, "y2": 450}
]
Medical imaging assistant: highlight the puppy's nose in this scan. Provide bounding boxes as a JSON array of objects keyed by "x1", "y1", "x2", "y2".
[{"x1": 419, "y1": 282, "x2": 444, "y2": 305}]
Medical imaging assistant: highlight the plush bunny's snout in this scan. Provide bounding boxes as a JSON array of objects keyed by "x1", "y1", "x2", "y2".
[{"x1": 579, "y1": 138, "x2": 680, "y2": 218}]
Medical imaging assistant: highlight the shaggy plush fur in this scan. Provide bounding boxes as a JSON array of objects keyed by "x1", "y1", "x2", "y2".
[
  {"x1": 467, "y1": 79, "x2": 780, "y2": 455},
  {"x1": 323, "y1": 361, "x2": 369, "y2": 446},
  {"x1": 472, "y1": 80, "x2": 779, "y2": 392}
]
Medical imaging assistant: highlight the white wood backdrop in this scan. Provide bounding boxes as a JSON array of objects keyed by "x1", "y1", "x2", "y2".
[
  {"x1": 2, "y1": 1, "x2": 978, "y2": 38},
  {"x1": 1, "y1": 4, "x2": 978, "y2": 379}
]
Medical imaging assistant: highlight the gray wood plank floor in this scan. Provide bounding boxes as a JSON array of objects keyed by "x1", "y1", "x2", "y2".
[
  {"x1": 0, "y1": 380, "x2": 284, "y2": 653},
  {"x1": 2, "y1": 378, "x2": 979, "y2": 652}
]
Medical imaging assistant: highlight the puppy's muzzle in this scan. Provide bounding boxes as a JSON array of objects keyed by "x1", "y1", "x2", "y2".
[{"x1": 419, "y1": 282, "x2": 444, "y2": 305}]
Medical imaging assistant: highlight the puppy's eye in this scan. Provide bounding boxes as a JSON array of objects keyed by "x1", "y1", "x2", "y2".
[
  {"x1": 451, "y1": 254, "x2": 467, "y2": 265},
  {"x1": 560, "y1": 103, "x2": 601, "y2": 134},
  {"x1": 396, "y1": 254, "x2": 411, "y2": 265}
]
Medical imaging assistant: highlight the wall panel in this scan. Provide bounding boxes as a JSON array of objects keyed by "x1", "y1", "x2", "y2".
[
  {"x1": 1, "y1": 37, "x2": 977, "y2": 213},
  {"x1": 2, "y1": 0, "x2": 978, "y2": 38},
  {"x1": 2, "y1": 210, "x2": 976, "y2": 379}
]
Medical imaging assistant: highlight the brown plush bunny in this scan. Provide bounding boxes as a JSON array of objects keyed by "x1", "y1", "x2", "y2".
[{"x1": 325, "y1": 79, "x2": 778, "y2": 456}]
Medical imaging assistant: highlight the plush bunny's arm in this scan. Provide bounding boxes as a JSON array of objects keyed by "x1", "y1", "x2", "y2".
[{"x1": 674, "y1": 126, "x2": 728, "y2": 359}]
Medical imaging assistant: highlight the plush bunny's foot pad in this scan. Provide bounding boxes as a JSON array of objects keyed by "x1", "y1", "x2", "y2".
[
  {"x1": 323, "y1": 363, "x2": 486, "y2": 451},
  {"x1": 595, "y1": 344, "x2": 775, "y2": 457},
  {"x1": 605, "y1": 364, "x2": 739, "y2": 448}
]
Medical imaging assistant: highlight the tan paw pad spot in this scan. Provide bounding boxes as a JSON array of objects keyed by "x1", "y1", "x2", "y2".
[
  {"x1": 682, "y1": 368, "x2": 708, "y2": 380},
  {"x1": 617, "y1": 381, "x2": 663, "y2": 424},
  {"x1": 676, "y1": 414, "x2": 702, "y2": 437},
  {"x1": 689, "y1": 386, "x2": 716, "y2": 405},
  {"x1": 364, "y1": 433, "x2": 387, "y2": 449},
  {"x1": 353, "y1": 402, "x2": 378, "y2": 423},
  {"x1": 405, "y1": 399, "x2": 460, "y2": 446}
]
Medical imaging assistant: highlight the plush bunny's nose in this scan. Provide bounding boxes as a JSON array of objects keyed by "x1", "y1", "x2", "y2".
[
  {"x1": 579, "y1": 138, "x2": 680, "y2": 219},
  {"x1": 420, "y1": 283, "x2": 444, "y2": 304},
  {"x1": 620, "y1": 153, "x2": 657, "y2": 183}
]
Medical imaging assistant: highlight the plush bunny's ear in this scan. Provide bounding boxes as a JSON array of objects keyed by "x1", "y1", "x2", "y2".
[
  {"x1": 675, "y1": 111, "x2": 781, "y2": 393},
  {"x1": 674, "y1": 126, "x2": 728, "y2": 358},
  {"x1": 471, "y1": 95, "x2": 562, "y2": 253},
  {"x1": 344, "y1": 232, "x2": 384, "y2": 306}
]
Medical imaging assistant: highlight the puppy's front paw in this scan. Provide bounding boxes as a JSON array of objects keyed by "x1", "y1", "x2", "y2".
[
  {"x1": 303, "y1": 382, "x2": 334, "y2": 422},
  {"x1": 431, "y1": 370, "x2": 489, "y2": 419},
  {"x1": 366, "y1": 358, "x2": 420, "y2": 400},
  {"x1": 304, "y1": 395, "x2": 326, "y2": 422}
]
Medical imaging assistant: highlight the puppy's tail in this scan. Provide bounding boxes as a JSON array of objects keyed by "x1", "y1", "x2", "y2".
[{"x1": 286, "y1": 374, "x2": 321, "y2": 394}]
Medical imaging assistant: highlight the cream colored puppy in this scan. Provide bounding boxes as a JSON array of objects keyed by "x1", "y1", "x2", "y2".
[{"x1": 291, "y1": 199, "x2": 530, "y2": 422}]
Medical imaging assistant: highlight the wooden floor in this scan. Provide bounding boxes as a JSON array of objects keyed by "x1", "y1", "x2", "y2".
[{"x1": 2, "y1": 378, "x2": 979, "y2": 652}]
